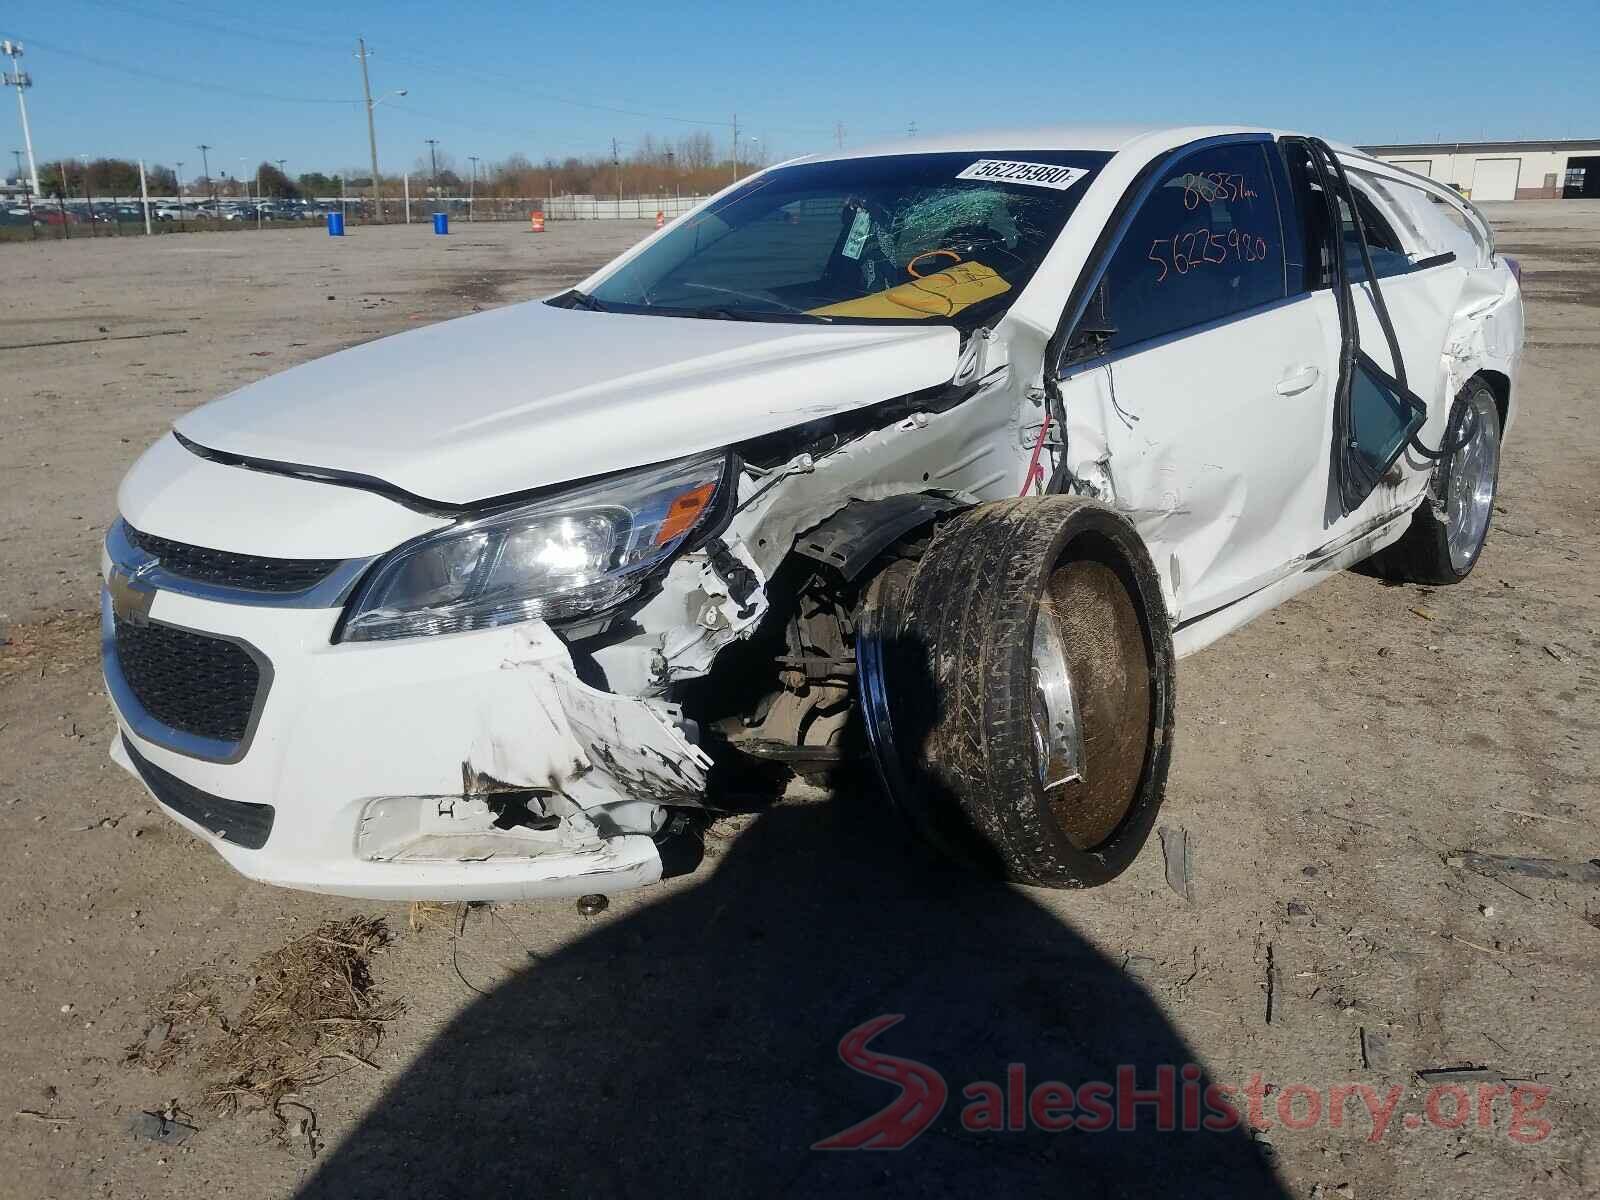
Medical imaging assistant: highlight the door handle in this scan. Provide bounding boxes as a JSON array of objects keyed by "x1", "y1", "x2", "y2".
[{"x1": 1276, "y1": 365, "x2": 1321, "y2": 396}]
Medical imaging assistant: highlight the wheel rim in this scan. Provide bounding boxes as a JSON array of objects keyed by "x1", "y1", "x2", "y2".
[
  {"x1": 1034, "y1": 561, "x2": 1152, "y2": 851},
  {"x1": 1030, "y1": 612, "x2": 1084, "y2": 793},
  {"x1": 1445, "y1": 394, "x2": 1500, "y2": 571}
]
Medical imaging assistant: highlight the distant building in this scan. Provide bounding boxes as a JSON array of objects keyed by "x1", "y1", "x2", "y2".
[{"x1": 1359, "y1": 139, "x2": 1600, "y2": 201}]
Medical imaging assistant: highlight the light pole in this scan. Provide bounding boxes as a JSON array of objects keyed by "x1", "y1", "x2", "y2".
[
  {"x1": 357, "y1": 38, "x2": 405, "y2": 222},
  {"x1": 736, "y1": 137, "x2": 761, "y2": 182},
  {"x1": 175, "y1": 160, "x2": 184, "y2": 224},
  {"x1": 425, "y1": 138, "x2": 439, "y2": 203},
  {"x1": 1, "y1": 41, "x2": 39, "y2": 198},
  {"x1": 467, "y1": 154, "x2": 478, "y2": 221}
]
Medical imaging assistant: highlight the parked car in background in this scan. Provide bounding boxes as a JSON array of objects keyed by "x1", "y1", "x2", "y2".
[{"x1": 103, "y1": 124, "x2": 1520, "y2": 902}]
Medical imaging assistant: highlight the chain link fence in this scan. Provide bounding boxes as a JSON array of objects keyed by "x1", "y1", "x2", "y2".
[{"x1": 0, "y1": 191, "x2": 714, "y2": 240}]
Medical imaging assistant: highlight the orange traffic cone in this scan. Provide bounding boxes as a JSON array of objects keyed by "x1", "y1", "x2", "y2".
[
  {"x1": 655, "y1": 210, "x2": 665, "y2": 230},
  {"x1": 530, "y1": 210, "x2": 546, "y2": 233}
]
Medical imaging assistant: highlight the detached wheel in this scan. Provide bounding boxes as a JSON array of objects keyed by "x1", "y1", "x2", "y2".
[
  {"x1": 1368, "y1": 379, "x2": 1503, "y2": 584},
  {"x1": 857, "y1": 497, "x2": 1175, "y2": 887}
]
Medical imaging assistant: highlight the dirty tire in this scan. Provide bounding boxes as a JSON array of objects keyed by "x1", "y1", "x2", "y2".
[
  {"x1": 859, "y1": 497, "x2": 1175, "y2": 888},
  {"x1": 1366, "y1": 379, "x2": 1503, "y2": 585}
]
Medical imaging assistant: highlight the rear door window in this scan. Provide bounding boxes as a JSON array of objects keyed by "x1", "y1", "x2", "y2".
[
  {"x1": 1095, "y1": 142, "x2": 1288, "y2": 353},
  {"x1": 1339, "y1": 188, "x2": 1412, "y2": 279},
  {"x1": 1282, "y1": 143, "x2": 1415, "y2": 284}
]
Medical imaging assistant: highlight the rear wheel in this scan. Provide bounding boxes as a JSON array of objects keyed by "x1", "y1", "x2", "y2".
[
  {"x1": 1368, "y1": 380, "x2": 1502, "y2": 584},
  {"x1": 857, "y1": 497, "x2": 1174, "y2": 888}
]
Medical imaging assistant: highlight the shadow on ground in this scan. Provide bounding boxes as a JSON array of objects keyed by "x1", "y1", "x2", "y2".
[{"x1": 297, "y1": 794, "x2": 1286, "y2": 1198}]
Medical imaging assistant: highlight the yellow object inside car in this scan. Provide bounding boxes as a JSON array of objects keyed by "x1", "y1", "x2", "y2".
[{"x1": 808, "y1": 261, "x2": 1012, "y2": 319}]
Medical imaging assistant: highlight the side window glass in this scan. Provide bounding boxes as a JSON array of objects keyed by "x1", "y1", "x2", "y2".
[
  {"x1": 1340, "y1": 189, "x2": 1412, "y2": 279},
  {"x1": 1281, "y1": 144, "x2": 1416, "y2": 287},
  {"x1": 1349, "y1": 359, "x2": 1422, "y2": 482},
  {"x1": 1094, "y1": 143, "x2": 1286, "y2": 353}
]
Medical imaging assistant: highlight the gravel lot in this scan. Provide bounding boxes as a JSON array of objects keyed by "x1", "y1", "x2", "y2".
[{"x1": 1, "y1": 207, "x2": 1596, "y2": 1198}]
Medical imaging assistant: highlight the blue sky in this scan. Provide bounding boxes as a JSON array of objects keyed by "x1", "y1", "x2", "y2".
[{"x1": 2, "y1": 0, "x2": 1595, "y2": 179}]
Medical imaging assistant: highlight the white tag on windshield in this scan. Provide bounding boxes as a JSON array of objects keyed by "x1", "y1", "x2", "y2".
[
  {"x1": 842, "y1": 208, "x2": 872, "y2": 259},
  {"x1": 956, "y1": 160, "x2": 1088, "y2": 191}
]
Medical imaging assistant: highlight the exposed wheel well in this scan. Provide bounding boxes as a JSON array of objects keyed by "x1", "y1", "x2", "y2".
[{"x1": 1475, "y1": 369, "x2": 1510, "y2": 432}]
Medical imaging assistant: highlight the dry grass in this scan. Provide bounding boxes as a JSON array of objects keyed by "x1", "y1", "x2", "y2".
[
  {"x1": 129, "y1": 916, "x2": 401, "y2": 1115},
  {"x1": 0, "y1": 612, "x2": 99, "y2": 682},
  {"x1": 407, "y1": 900, "x2": 459, "y2": 933}
]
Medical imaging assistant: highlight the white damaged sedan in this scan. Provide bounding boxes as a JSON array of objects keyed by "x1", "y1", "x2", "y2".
[{"x1": 103, "y1": 125, "x2": 1521, "y2": 899}]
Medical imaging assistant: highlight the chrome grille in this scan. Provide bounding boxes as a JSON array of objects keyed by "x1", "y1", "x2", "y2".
[{"x1": 125, "y1": 525, "x2": 341, "y2": 594}]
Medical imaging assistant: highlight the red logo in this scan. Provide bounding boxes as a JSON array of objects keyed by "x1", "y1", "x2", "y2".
[{"x1": 811, "y1": 1015, "x2": 948, "y2": 1150}]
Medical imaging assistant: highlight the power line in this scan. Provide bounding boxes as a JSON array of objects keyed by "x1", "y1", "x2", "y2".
[
  {"x1": 64, "y1": 0, "x2": 349, "y2": 55},
  {"x1": 60, "y1": 0, "x2": 820, "y2": 135},
  {"x1": 15, "y1": 36, "x2": 357, "y2": 105}
]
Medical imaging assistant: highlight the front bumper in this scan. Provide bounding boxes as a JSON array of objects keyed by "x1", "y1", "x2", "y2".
[{"x1": 104, "y1": 584, "x2": 712, "y2": 901}]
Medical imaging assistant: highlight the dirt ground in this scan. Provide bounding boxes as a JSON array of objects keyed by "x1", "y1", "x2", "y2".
[{"x1": 1, "y1": 206, "x2": 1596, "y2": 1199}]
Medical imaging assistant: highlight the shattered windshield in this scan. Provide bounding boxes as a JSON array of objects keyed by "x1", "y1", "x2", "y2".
[{"x1": 575, "y1": 150, "x2": 1111, "y2": 327}]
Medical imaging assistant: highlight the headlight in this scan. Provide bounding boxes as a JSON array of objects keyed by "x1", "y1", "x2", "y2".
[{"x1": 339, "y1": 452, "x2": 726, "y2": 642}]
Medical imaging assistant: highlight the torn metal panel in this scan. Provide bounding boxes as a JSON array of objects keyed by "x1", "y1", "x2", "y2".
[
  {"x1": 653, "y1": 536, "x2": 771, "y2": 680},
  {"x1": 599, "y1": 368, "x2": 1027, "y2": 690}
]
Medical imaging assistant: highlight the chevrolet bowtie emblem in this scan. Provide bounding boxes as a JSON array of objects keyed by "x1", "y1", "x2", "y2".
[{"x1": 108, "y1": 565, "x2": 157, "y2": 626}]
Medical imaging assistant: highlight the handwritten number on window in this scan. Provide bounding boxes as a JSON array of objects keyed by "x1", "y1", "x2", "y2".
[{"x1": 1150, "y1": 226, "x2": 1267, "y2": 283}]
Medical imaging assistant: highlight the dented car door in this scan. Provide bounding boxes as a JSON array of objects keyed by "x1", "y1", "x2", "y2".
[{"x1": 1056, "y1": 136, "x2": 1338, "y2": 623}]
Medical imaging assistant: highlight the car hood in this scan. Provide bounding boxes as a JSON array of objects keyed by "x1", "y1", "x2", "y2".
[{"x1": 175, "y1": 301, "x2": 961, "y2": 506}]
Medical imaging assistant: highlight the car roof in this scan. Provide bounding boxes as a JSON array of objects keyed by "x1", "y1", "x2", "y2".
[{"x1": 797, "y1": 124, "x2": 1274, "y2": 162}]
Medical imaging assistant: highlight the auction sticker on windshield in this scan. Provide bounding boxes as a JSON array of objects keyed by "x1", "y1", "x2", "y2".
[{"x1": 955, "y1": 160, "x2": 1089, "y2": 190}]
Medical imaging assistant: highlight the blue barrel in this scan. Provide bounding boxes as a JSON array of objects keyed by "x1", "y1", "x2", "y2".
[
  {"x1": 432, "y1": 211, "x2": 448, "y2": 235},
  {"x1": 327, "y1": 211, "x2": 345, "y2": 236}
]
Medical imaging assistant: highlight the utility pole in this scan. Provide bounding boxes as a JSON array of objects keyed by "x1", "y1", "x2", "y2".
[
  {"x1": 79, "y1": 155, "x2": 96, "y2": 236},
  {"x1": 138, "y1": 159, "x2": 151, "y2": 235},
  {"x1": 2, "y1": 42, "x2": 39, "y2": 197},
  {"x1": 730, "y1": 112, "x2": 739, "y2": 183},
  {"x1": 275, "y1": 158, "x2": 286, "y2": 196},
  {"x1": 467, "y1": 154, "x2": 478, "y2": 221},
  {"x1": 197, "y1": 143, "x2": 214, "y2": 206},
  {"x1": 425, "y1": 138, "x2": 439, "y2": 201},
  {"x1": 56, "y1": 160, "x2": 69, "y2": 237},
  {"x1": 611, "y1": 137, "x2": 621, "y2": 204},
  {"x1": 834, "y1": 121, "x2": 845, "y2": 151},
  {"x1": 357, "y1": 38, "x2": 385, "y2": 221}
]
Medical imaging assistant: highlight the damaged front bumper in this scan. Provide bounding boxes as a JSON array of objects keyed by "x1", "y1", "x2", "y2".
[{"x1": 104, "y1": 584, "x2": 712, "y2": 901}]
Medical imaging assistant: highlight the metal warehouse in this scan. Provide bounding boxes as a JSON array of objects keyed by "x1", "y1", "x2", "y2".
[{"x1": 1360, "y1": 138, "x2": 1600, "y2": 200}]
